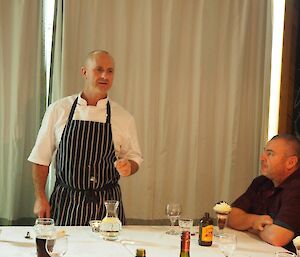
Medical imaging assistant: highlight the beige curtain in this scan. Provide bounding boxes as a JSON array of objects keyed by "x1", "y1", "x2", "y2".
[
  {"x1": 49, "y1": 0, "x2": 272, "y2": 222},
  {"x1": 0, "y1": 0, "x2": 45, "y2": 224}
]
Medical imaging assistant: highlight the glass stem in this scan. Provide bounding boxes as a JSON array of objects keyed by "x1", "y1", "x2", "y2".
[{"x1": 170, "y1": 220, "x2": 175, "y2": 228}]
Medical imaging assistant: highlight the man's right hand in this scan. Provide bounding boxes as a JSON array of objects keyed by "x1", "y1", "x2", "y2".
[
  {"x1": 33, "y1": 196, "x2": 51, "y2": 218},
  {"x1": 228, "y1": 207, "x2": 273, "y2": 231},
  {"x1": 252, "y1": 215, "x2": 273, "y2": 231}
]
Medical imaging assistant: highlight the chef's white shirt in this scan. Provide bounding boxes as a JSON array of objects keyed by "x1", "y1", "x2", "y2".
[{"x1": 28, "y1": 93, "x2": 143, "y2": 168}]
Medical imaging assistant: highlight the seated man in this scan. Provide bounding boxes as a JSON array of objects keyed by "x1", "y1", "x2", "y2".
[{"x1": 227, "y1": 134, "x2": 300, "y2": 253}]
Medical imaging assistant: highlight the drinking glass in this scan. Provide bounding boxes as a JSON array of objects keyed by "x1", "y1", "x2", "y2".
[
  {"x1": 89, "y1": 220, "x2": 102, "y2": 234},
  {"x1": 34, "y1": 218, "x2": 55, "y2": 257},
  {"x1": 215, "y1": 213, "x2": 229, "y2": 236},
  {"x1": 217, "y1": 233, "x2": 237, "y2": 257},
  {"x1": 275, "y1": 252, "x2": 296, "y2": 257},
  {"x1": 165, "y1": 203, "x2": 181, "y2": 235},
  {"x1": 178, "y1": 218, "x2": 193, "y2": 233},
  {"x1": 46, "y1": 235, "x2": 68, "y2": 257}
]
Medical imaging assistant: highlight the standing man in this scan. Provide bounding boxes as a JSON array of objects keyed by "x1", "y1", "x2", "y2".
[
  {"x1": 227, "y1": 134, "x2": 300, "y2": 252},
  {"x1": 28, "y1": 50, "x2": 143, "y2": 225}
]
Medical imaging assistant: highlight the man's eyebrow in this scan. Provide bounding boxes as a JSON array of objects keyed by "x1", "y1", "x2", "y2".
[
  {"x1": 265, "y1": 148, "x2": 274, "y2": 153},
  {"x1": 94, "y1": 66, "x2": 114, "y2": 70}
]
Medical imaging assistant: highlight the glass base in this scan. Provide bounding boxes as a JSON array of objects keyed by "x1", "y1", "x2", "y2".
[
  {"x1": 101, "y1": 231, "x2": 119, "y2": 241},
  {"x1": 166, "y1": 228, "x2": 179, "y2": 235},
  {"x1": 214, "y1": 228, "x2": 225, "y2": 237}
]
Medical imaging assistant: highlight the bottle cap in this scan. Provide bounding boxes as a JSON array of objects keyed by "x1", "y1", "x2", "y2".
[{"x1": 136, "y1": 248, "x2": 146, "y2": 257}]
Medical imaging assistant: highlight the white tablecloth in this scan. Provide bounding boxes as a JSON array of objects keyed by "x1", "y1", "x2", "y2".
[{"x1": 0, "y1": 226, "x2": 284, "y2": 257}]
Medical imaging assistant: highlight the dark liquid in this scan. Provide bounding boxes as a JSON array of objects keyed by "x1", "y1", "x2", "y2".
[
  {"x1": 218, "y1": 218, "x2": 226, "y2": 229},
  {"x1": 36, "y1": 237, "x2": 54, "y2": 257}
]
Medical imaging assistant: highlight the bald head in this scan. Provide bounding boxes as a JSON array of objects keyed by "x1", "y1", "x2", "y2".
[{"x1": 84, "y1": 50, "x2": 114, "y2": 67}]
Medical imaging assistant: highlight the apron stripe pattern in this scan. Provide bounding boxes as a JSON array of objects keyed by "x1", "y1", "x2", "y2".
[{"x1": 50, "y1": 97, "x2": 125, "y2": 225}]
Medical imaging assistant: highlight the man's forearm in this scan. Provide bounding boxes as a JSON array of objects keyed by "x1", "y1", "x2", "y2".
[
  {"x1": 227, "y1": 208, "x2": 257, "y2": 230},
  {"x1": 258, "y1": 224, "x2": 294, "y2": 247},
  {"x1": 32, "y1": 163, "x2": 51, "y2": 217},
  {"x1": 32, "y1": 163, "x2": 49, "y2": 199},
  {"x1": 228, "y1": 208, "x2": 293, "y2": 247}
]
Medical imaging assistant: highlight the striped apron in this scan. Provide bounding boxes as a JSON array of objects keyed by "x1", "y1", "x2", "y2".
[{"x1": 50, "y1": 97, "x2": 125, "y2": 226}]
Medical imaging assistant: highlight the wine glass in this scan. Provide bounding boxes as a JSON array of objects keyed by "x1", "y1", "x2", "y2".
[
  {"x1": 165, "y1": 203, "x2": 181, "y2": 235},
  {"x1": 46, "y1": 235, "x2": 68, "y2": 257},
  {"x1": 217, "y1": 233, "x2": 237, "y2": 257}
]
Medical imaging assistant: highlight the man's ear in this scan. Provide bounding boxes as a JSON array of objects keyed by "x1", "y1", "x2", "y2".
[
  {"x1": 81, "y1": 66, "x2": 87, "y2": 78},
  {"x1": 287, "y1": 155, "x2": 298, "y2": 169}
]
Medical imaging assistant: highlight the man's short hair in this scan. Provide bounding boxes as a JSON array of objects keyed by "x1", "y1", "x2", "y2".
[{"x1": 271, "y1": 134, "x2": 300, "y2": 158}]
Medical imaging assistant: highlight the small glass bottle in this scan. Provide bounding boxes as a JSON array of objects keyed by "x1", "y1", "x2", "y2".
[
  {"x1": 180, "y1": 231, "x2": 190, "y2": 257},
  {"x1": 198, "y1": 212, "x2": 213, "y2": 246},
  {"x1": 136, "y1": 248, "x2": 146, "y2": 257}
]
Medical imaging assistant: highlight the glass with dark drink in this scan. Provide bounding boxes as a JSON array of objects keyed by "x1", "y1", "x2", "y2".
[
  {"x1": 36, "y1": 237, "x2": 55, "y2": 257},
  {"x1": 34, "y1": 218, "x2": 55, "y2": 257}
]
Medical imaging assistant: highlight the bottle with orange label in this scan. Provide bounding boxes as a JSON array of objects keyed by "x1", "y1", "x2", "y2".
[{"x1": 198, "y1": 212, "x2": 213, "y2": 246}]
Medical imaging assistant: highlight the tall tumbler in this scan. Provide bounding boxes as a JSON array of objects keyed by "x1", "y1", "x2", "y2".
[{"x1": 34, "y1": 218, "x2": 55, "y2": 257}]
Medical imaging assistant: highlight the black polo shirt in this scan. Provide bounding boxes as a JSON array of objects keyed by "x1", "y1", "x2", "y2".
[{"x1": 232, "y1": 169, "x2": 300, "y2": 252}]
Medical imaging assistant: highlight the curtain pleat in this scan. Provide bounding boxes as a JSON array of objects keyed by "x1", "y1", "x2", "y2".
[{"x1": 0, "y1": 0, "x2": 46, "y2": 224}]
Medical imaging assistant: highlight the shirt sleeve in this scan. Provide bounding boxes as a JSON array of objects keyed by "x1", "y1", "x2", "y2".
[
  {"x1": 231, "y1": 176, "x2": 265, "y2": 211},
  {"x1": 274, "y1": 182, "x2": 300, "y2": 234},
  {"x1": 122, "y1": 115, "x2": 143, "y2": 167},
  {"x1": 27, "y1": 103, "x2": 58, "y2": 166}
]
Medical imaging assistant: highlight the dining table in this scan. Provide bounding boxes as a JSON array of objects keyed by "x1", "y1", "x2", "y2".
[{"x1": 0, "y1": 225, "x2": 285, "y2": 257}]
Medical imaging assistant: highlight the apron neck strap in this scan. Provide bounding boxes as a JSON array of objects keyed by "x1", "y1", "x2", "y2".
[
  {"x1": 68, "y1": 97, "x2": 78, "y2": 121},
  {"x1": 106, "y1": 101, "x2": 111, "y2": 124}
]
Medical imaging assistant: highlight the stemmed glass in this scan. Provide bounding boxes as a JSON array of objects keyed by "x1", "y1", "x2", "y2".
[
  {"x1": 46, "y1": 235, "x2": 68, "y2": 257},
  {"x1": 217, "y1": 233, "x2": 237, "y2": 257},
  {"x1": 165, "y1": 203, "x2": 181, "y2": 235},
  {"x1": 216, "y1": 213, "x2": 229, "y2": 235},
  {"x1": 213, "y1": 201, "x2": 231, "y2": 236}
]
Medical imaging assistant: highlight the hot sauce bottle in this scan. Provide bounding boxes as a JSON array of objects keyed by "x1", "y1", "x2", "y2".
[{"x1": 198, "y1": 212, "x2": 213, "y2": 246}]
